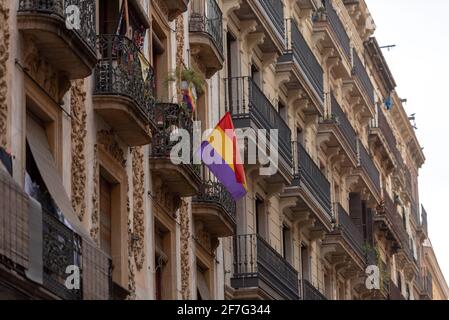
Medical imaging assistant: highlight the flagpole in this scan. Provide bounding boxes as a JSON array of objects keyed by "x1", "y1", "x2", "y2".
[{"x1": 124, "y1": 0, "x2": 130, "y2": 38}]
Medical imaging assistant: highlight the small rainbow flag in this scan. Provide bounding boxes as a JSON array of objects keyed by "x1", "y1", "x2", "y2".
[
  {"x1": 182, "y1": 82, "x2": 197, "y2": 114},
  {"x1": 197, "y1": 112, "x2": 247, "y2": 200}
]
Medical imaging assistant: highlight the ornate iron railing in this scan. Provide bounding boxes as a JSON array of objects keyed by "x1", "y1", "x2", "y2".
[
  {"x1": 300, "y1": 279, "x2": 327, "y2": 300},
  {"x1": 357, "y1": 140, "x2": 380, "y2": 192},
  {"x1": 232, "y1": 234, "x2": 299, "y2": 300},
  {"x1": 94, "y1": 34, "x2": 156, "y2": 126},
  {"x1": 225, "y1": 76, "x2": 292, "y2": 167},
  {"x1": 281, "y1": 19, "x2": 324, "y2": 100},
  {"x1": 189, "y1": 0, "x2": 223, "y2": 54},
  {"x1": 42, "y1": 209, "x2": 82, "y2": 300},
  {"x1": 150, "y1": 102, "x2": 201, "y2": 176},
  {"x1": 337, "y1": 203, "x2": 364, "y2": 257},
  {"x1": 323, "y1": 0, "x2": 351, "y2": 59},
  {"x1": 331, "y1": 93, "x2": 357, "y2": 155},
  {"x1": 18, "y1": 0, "x2": 96, "y2": 52},
  {"x1": 193, "y1": 178, "x2": 236, "y2": 223},
  {"x1": 294, "y1": 143, "x2": 332, "y2": 218},
  {"x1": 353, "y1": 52, "x2": 375, "y2": 106},
  {"x1": 258, "y1": 0, "x2": 285, "y2": 39},
  {"x1": 382, "y1": 190, "x2": 409, "y2": 249},
  {"x1": 374, "y1": 108, "x2": 397, "y2": 153}
]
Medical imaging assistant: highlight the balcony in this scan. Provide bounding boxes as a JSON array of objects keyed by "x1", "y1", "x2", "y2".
[
  {"x1": 227, "y1": 0, "x2": 285, "y2": 55},
  {"x1": 319, "y1": 93, "x2": 358, "y2": 166},
  {"x1": 313, "y1": 0, "x2": 352, "y2": 79},
  {"x1": 189, "y1": 0, "x2": 224, "y2": 78},
  {"x1": 165, "y1": 0, "x2": 190, "y2": 21},
  {"x1": 324, "y1": 204, "x2": 366, "y2": 269},
  {"x1": 344, "y1": 52, "x2": 375, "y2": 117},
  {"x1": 288, "y1": 143, "x2": 332, "y2": 228},
  {"x1": 192, "y1": 178, "x2": 236, "y2": 238},
  {"x1": 17, "y1": 0, "x2": 97, "y2": 80},
  {"x1": 278, "y1": 19, "x2": 324, "y2": 112},
  {"x1": 231, "y1": 234, "x2": 299, "y2": 300},
  {"x1": 300, "y1": 279, "x2": 327, "y2": 300},
  {"x1": 356, "y1": 140, "x2": 381, "y2": 202},
  {"x1": 149, "y1": 103, "x2": 201, "y2": 197},
  {"x1": 42, "y1": 208, "x2": 113, "y2": 300},
  {"x1": 374, "y1": 190, "x2": 406, "y2": 253},
  {"x1": 369, "y1": 108, "x2": 397, "y2": 172},
  {"x1": 93, "y1": 35, "x2": 156, "y2": 146},
  {"x1": 417, "y1": 271, "x2": 433, "y2": 300},
  {"x1": 225, "y1": 76, "x2": 293, "y2": 184}
]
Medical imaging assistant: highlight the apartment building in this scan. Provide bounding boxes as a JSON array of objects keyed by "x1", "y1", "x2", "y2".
[{"x1": 0, "y1": 0, "x2": 446, "y2": 300}]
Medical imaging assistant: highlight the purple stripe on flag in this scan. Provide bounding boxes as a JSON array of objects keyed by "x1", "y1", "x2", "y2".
[{"x1": 198, "y1": 142, "x2": 247, "y2": 200}]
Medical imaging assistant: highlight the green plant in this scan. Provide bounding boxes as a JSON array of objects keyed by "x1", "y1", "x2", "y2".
[{"x1": 164, "y1": 67, "x2": 206, "y2": 96}]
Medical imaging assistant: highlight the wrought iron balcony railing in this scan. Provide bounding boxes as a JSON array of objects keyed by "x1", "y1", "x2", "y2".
[
  {"x1": 300, "y1": 279, "x2": 327, "y2": 300},
  {"x1": 189, "y1": 0, "x2": 223, "y2": 54},
  {"x1": 323, "y1": 0, "x2": 351, "y2": 59},
  {"x1": 225, "y1": 76, "x2": 292, "y2": 167},
  {"x1": 94, "y1": 34, "x2": 156, "y2": 126},
  {"x1": 150, "y1": 102, "x2": 201, "y2": 175},
  {"x1": 281, "y1": 19, "x2": 324, "y2": 100},
  {"x1": 193, "y1": 178, "x2": 236, "y2": 223},
  {"x1": 357, "y1": 140, "x2": 380, "y2": 192},
  {"x1": 18, "y1": 0, "x2": 96, "y2": 52},
  {"x1": 294, "y1": 143, "x2": 332, "y2": 218},
  {"x1": 232, "y1": 234, "x2": 299, "y2": 300},
  {"x1": 42, "y1": 209, "x2": 83, "y2": 300},
  {"x1": 353, "y1": 53, "x2": 375, "y2": 106},
  {"x1": 382, "y1": 190, "x2": 409, "y2": 249},
  {"x1": 336, "y1": 203, "x2": 364, "y2": 257},
  {"x1": 373, "y1": 108, "x2": 397, "y2": 153},
  {"x1": 259, "y1": 0, "x2": 285, "y2": 39},
  {"x1": 330, "y1": 93, "x2": 358, "y2": 155},
  {"x1": 42, "y1": 208, "x2": 113, "y2": 300}
]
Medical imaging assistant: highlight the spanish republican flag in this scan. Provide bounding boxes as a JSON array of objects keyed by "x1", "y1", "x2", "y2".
[{"x1": 198, "y1": 112, "x2": 247, "y2": 200}]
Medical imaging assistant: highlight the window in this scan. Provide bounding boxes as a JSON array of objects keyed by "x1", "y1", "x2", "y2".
[
  {"x1": 100, "y1": 175, "x2": 113, "y2": 255},
  {"x1": 278, "y1": 101, "x2": 287, "y2": 123},
  {"x1": 282, "y1": 224, "x2": 292, "y2": 263},
  {"x1": 255, "y1": 197, "x2": 267, "y2": 239},
  {"x1": 154, "y1": 222, "x2": 171, "y2": 300},
  {"x1": 301, "y1": 244, "x2": 310, "y2": 281},
  {"x1": 251, "y1": 64, "x2": 261, "y2": 87}
]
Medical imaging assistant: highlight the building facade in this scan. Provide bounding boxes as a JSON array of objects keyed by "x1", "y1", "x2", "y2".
[{"x1": 0, "y1": 0, "x2": 446, "y2": 300}]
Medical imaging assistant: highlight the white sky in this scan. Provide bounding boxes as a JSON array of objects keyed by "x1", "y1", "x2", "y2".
[{"x1": 365, "y1": 0, "x2": 449, "y2": 282}]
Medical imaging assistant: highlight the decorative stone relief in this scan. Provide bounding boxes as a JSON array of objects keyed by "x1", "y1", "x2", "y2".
[
  {"x1": 97, "y1": 130, "x2": 127, "y2": 167},
  {"x1": 0, "y1": 0, "x2": 10, "y2": 148},
  {"x1": 131, "y1": 147, "x2": 145, "y2": 270},
  {"x1": 127, "y1": 202, "x2": 137, "y2": 300},
  {"x1": 70, "y1": 80, "x2": 87, "y2": 221},
  {"x1": 90, "y1": 145, "x2": 99, "y2": 242},
  {"x1": 176, "y1": 15, "x2": 185, "y2": 100},
  {"x1": 179, "y1": 200, "x2": 191, "y2": 300}
]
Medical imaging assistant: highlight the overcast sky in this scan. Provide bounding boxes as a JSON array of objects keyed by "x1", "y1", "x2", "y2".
[{"x1": 365, "y1": 0, "x2": 449, "y2": 282}]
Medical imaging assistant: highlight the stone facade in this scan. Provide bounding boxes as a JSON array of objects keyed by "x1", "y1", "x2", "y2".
[{"x1": 0, "y1": 0, "x2": 446, "y2": 301}]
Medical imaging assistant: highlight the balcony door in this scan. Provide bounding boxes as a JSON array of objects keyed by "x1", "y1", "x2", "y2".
[
  {"x1": 255, "y1": 197, "x2": 267, "y2": 240},
  {"x1": 100, "y1": 175, "x2": 113, "y2": 256}
]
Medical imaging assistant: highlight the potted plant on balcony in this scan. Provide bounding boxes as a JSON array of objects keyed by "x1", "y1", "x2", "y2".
[{"x1": 164, "y1": 67, "x2": 205, "y2": 114}]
